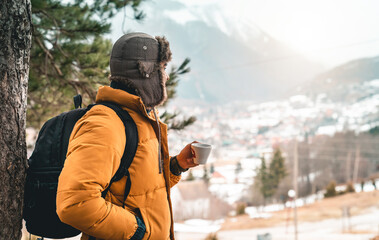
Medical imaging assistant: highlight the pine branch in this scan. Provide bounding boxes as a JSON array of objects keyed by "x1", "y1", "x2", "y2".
[{"x1": 160, "y1": 58, "x2": 196, "y2": 131}]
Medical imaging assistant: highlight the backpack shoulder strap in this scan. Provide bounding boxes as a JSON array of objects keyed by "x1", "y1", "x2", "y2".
[
  {"x1": 97, "y1": 102, "x2": 138, "y2": 203},
  {"x1": 87, "y1": 102, "x2": 139, "y2": 240}
]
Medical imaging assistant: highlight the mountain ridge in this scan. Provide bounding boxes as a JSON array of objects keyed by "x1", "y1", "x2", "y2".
[
  {"x1": 113, "y1": 0, "x2": 324, "y2": 103},
  {"x1": 292, "y1": 55, "x2": 379, "y2": 102}
]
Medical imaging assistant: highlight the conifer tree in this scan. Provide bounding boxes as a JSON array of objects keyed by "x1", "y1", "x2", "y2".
[
  {"x1": 256, "y1": 149, "x2": 287, "y2": 205},
  {"x1": 159, "y1": 58, "x2": 196, "y2": 130},
  {"x1": 256, "y1": 157, "x2": 274, "y2": 204},
  {"x1": 28, "y1": 0, "x2": 145, "y2": 127},
  {"x1": 268, "y1": 148, "x2": 287, "y2": 190},
  {"x1": 29, "y1": 0, "x2": 194, "y2": 130}
]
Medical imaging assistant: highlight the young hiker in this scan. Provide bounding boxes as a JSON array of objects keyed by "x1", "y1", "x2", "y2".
[{"x1": 56, "y1": 32, "x2": 198, "y2": 240}]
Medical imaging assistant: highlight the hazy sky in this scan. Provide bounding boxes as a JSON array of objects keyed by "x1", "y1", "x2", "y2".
[
  {"x1": 111, "y1": 0, "x2": 379, "y2": 67},
  {"x1": 170, "y1": 0, "x2": 379, "y2": 67}
]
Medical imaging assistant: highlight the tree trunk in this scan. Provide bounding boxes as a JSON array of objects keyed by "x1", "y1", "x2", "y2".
[{"x1": 0, "y1": 0, "x2": 32, "y2": 239}]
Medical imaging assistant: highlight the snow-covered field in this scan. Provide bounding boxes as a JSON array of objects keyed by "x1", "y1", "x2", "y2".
[{"x1": 175, "y1": 208, "x2": 379, "y2": 240}]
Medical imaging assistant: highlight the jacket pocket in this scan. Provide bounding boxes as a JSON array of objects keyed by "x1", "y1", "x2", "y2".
[{"x1": 139, "y1": 208, "x2": 151, "y2": 240}]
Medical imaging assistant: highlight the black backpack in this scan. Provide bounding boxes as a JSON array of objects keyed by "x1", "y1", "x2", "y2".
[{"x1": 23, "y1": 95, "x2": 138, "y2": 239}]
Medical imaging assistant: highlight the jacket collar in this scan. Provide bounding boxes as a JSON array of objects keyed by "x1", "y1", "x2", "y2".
[
  {"x1": 96, "y1": 86, "x2": 161, "y2": 122},
  {"x1": 110, "y1": 81, "x2": 137, "y2": 96}
]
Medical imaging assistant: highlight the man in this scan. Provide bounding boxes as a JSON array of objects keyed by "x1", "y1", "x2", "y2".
[{"x1": 56, "y1": 32, "x2": 198, "y2": 240}]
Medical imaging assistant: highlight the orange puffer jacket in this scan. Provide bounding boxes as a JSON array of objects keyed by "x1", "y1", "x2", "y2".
[{"x1": 56, "y1": 86, "x2": 181, "y2": 240}]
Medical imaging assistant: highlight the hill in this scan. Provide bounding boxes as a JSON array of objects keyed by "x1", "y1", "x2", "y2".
[{"x1": 296, "y1": 55, "x2": 379, "y2": 102}]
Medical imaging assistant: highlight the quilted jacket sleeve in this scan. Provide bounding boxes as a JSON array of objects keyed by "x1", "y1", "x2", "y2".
[
  {"x1": 56, "y1": 106, "x2": 138, "y2": 240},
  {"x1": 168, "y1": 156, "x2": 182, "y2": 188},
  {"x1": 169, "y1": 172, "x2": 181, "y2": 188}
]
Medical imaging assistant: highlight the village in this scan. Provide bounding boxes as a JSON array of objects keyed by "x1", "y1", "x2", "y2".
[{"x1": 166, "y1": 78, "x2": 379, "y2": 239}]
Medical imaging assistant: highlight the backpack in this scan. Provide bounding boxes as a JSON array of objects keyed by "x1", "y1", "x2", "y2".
[{"x1": 23, "y1": 95, "x2": 138, "y2": 239}]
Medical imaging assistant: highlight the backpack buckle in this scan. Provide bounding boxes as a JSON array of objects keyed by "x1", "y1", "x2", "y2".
[{"x1": 73, "y1": 95, "x2": 82, "y2": 109}]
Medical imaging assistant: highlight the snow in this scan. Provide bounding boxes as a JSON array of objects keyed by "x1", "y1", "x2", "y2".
[
  {"x1": 174, "y1": 219, "x2": 224, "y2": 233},
  {"x1": 365, "y1": 79, "x2": 379, "y2": 87},
  {"x1": 245, "y1": 207, "x2": 273, "y2": 219},
  {"x1": 209, "y1": 183, "x2": 247, "y2": 204},
  {"x1": 316, "y1": 125, "x2": 338, "y2": 136},
  {"x1": 176, "y1": 208, "x2": 379, "y2": 240}
]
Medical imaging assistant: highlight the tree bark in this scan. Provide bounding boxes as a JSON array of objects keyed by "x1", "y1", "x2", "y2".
[{"x1": 0, "y1": 0, "x2": 32, "y2": 239}]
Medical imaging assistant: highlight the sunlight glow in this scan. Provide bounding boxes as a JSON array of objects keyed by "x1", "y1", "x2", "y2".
[{"x1": 176, "y1": 0, "x2": 379, "y2": 66}]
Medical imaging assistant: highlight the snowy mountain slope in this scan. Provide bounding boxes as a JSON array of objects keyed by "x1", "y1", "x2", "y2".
[
  {"x1": 112, "y1": 0, "x2": 323, "y2": 103},
  {"x1": 294, "y1": 55, "x2": 379, "y2": 103}
]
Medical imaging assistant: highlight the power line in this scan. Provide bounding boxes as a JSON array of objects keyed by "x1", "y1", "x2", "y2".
[
  {"x1": 297, "y1": 143, "x2": 379, "y2": 150},
  {"x1": 287, "y1": 147, "x2": 379, "y2": 157},
  {"x1": 284, "y1": 138, "x2": 379, "y2": 145},
  {"x1": 287, "y1": 152, "x2": 379, "y2": 162},
  {"x1": 281, "y1": 144, "x2": 379, "y2": 159},
  {"x1": 262, "y1": 150, "x2": 379, "y2": 162},
  {"x1": 294, "y1": 155, "x2": 378, "y2": 162}
]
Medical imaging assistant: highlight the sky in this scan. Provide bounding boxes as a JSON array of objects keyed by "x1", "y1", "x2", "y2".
[
  {"x1": 113, "y1": 0, "x2": 379, "y2": 68},
  {"x1": 177, "y1": 0, "x2": 379, "y2": 67},
  {"x1": 175, "y1": 0, "x2": 379, "y2": 67}
]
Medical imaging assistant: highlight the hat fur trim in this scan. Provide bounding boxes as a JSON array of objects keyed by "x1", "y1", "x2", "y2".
[{"x1": 155, "y1": 36, "x2": 172, "y2": 63}]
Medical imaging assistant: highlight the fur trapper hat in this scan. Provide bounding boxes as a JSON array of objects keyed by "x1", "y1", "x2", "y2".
[{"x1": 109, "y1": 32, "x2": 172, "y2": 107}]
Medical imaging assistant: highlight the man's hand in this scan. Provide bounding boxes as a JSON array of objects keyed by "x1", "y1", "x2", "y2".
[{"x1": 176, "y1": 141, "x2": 199, "y2": 169}]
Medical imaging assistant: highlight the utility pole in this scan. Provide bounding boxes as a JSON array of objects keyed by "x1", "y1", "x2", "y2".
[
  {"x1": 353, "y1": 146, "x2": 360, "y2": 185},
  {"x1": 293, "y1": 140, "x2": 299, "y2": 240},
  {"x1": 345, "y1": 151, "x2": 351, "y2": 183}
]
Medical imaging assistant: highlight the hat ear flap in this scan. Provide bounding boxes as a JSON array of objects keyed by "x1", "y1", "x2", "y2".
[
  {"x1": 155, "y1": 36, "x2": 172, "y2": 63},
  {"x1": 137, "y1": 60, "x2": 157, "y2": 78}
]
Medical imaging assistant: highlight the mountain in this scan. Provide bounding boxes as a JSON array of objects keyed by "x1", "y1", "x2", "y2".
[
  {"x1": 112, "y1": 0, "x2": 324, "y2": 103},
  {"x1": 299, "y1": 55, "x2": 379, "y2": 102},
  {"x1": 314, "y1": 55, "x2": 379, "y2": 84}
]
